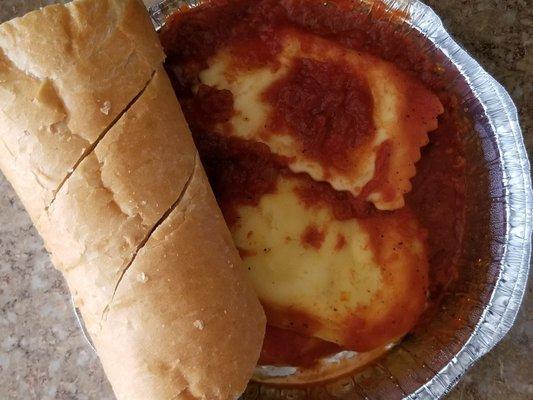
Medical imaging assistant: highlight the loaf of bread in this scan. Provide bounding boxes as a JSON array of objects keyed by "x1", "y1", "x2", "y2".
[{"x1": 0, "y1": 0, "x2": 266, "y2": 399}]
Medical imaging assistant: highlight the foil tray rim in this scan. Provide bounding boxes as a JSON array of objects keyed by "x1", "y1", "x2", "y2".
[
  {"x1": 397, "y1": 1, "x2": 532, "y2": 397},
  {"x1": 148, "y1": 0, "x2": 533, "y2": 398}
]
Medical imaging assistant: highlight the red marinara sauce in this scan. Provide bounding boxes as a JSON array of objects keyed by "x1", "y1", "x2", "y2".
[
  {"x1": 161, "y1": 0, "x2": 467, "y2": 367},
  {"x1": 261, "y1": 325, "x2": 342, "y2": 367},
  {"x1": 300, "y1": 224, "x2": 326, "y2": 249},
  {"x1": 263, "y1": 57, "x2": 375, "y2": 174}
]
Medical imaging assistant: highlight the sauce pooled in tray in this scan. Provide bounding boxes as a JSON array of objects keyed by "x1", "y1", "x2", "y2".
[{"x1": 160, "y1": 0, "x2": 467, "y2": 367}]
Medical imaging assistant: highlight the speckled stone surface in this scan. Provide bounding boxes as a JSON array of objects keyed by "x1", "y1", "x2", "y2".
[
  {"x1": 424, "y1": 1, "x2": 533, "y2": 399},
  {"x1": 0, "y1": 1, "x2": 531, "y2": 399}
]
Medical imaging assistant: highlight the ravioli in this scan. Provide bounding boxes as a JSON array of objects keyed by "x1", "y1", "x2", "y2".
[
  {"x1": 232, "y1": 175, "x2": 429, "y2": 352},
  {"x1": 199, "y1": 29, "x2": 443, "y2": 210}
]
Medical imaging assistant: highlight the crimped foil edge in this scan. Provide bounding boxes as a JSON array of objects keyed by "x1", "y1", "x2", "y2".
[{"x1": 395, "y1": 1, "x2": 532, "y2": 398}]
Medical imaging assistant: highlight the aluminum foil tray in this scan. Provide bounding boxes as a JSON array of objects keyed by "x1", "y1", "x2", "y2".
[
  {"x1": 1, "y1": 0, "x2": 529, "y2": 399},
  {"x1": 148, "y1": 0, "x2": 532, "y2": 399}
]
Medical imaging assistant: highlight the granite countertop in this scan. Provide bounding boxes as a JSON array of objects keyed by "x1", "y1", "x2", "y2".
[
  {"x1": 424, "y1": 1, "x2": 533, "y2": 399},
  {"x1": 0, "y1": 0, "x2": 531, "y2": 399}
]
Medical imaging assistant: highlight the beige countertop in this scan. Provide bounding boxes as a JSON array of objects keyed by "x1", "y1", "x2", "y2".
[{"x1": 0, "y1": 0, "x2": 531, "y2": 399}]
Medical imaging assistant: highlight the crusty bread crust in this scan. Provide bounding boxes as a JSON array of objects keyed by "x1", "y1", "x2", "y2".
[
  {"x1": 0, "y1": 1, "x2": 266, "y2": 399},
  {"x1": 0, "y1": 0, "x2": 164, "y2": 220},
  {"x1": 39, "y1": 68, "x2": 198, "y2": 331},
  {"x1": 98, "y1": 158, "x2": 266, "y2": 400}
]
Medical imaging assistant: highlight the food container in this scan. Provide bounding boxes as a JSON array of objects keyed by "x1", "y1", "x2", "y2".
[
  {"x1": 148, "y1": 0, "x2": 532, "y2": 398},
  {"x1": 1, "y1": 0, "x2": 529, "y2": 399}
]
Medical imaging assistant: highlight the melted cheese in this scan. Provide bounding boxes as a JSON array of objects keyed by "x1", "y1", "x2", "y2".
[
  {"x1": 200, "y1": 30, "x2": 443, "y2": 210},
  {"x1": 232, "y1": 176, "x2": 429, "y2": 351}
]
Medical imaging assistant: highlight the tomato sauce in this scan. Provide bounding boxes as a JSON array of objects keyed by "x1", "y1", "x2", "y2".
[
  {"x1": 192, "y1": 129, "x2": 288, "y2": 225},
  {"x1": 359, "y1": 141, "x2": 395, "y2": 203},
  {"x1": 161, "y1": 0, "x2": 467, "y2": 368},
  {"x1": 300, "y1": 224, "x2": 326, "y2": 249},
  {"x1": 352, "y1": 208, "x2": 429, "y2": 351},
  {"x1": 261, "y1": 326, "x2": 342, "y2": 367},
  {"x1": 335, "y1": 234, "x2": 347, "y2": 251},
  {"x1": 264, "y1": 57, "x2": 375, "y2": 173}
]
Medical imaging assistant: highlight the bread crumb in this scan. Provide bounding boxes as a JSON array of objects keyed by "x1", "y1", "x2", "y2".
[
  {"x1": 137, "y1": 272, "x2": 149, "y2": 283},
  {"x1": 100, "y1": 100, "x2": 111, "y2": 115},
  {"x1": 193, "y1": 320, "x2": 204, "y2": 330}
]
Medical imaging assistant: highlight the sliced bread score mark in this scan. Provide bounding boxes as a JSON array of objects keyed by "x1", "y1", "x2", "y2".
[
  {"x1": 99, "y1": 154, "x2": 199, "y2": 327},
  {"x1": 46, "y1": 70, "x2": 157, "y2": 211}
]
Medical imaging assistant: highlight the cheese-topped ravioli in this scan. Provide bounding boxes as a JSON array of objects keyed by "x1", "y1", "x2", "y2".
[
  {"x1": 199, "y1": 30, "x2": 443, "y2": 210},
  {"x1": 232, "y1": 175, "x2": 429, "y2": 351}
]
